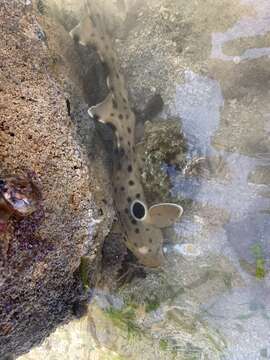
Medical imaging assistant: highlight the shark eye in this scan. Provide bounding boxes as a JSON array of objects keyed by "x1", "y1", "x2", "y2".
[{"x1": 130, "y1": 200, "x2": 147, "y2": 221}]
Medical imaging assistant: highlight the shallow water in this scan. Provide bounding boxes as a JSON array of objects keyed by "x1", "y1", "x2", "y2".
[
  {"x1": 166, "y1": 1, "x2": 270, "y2": 358},
  {"x1": 19, "y1": 0, "x2": 270, "y2": 359}
]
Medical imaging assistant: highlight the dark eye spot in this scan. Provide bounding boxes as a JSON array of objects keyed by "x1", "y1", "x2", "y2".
[
  {"x1": 136, "y1": 193, "x2": 140, "y2": 199},
  {"x1": 146, "y1": 228, "x2": 150, "y2": 232},
  {"x1": 128, "y1": 165, "x2": 132, "y2": 172},
  {"x1": 128, "y1": 180, "x2": 134, "y2": 186},
  {"x1": 131, "y1": 219, "x2": 137, "y2": 225},
  {"x1": 135, "y1": 228, "x2": 140, "y2": 234},
  {"x1": 131, "y1": 201, "x2": 146, "y2": 220},
  {"x1": 119, "y1": 114, "x2": 123, "y2": 120}
]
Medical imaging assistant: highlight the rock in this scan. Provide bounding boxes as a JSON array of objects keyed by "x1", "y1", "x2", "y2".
[
  {"x1": 0, "y1": 1, "x2": 114, "y2": 357},
  {"x1": 138, "y1": 119, "x2": 187, "y2": 203}
]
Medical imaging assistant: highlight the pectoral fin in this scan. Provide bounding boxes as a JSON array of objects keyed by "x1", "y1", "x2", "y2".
[
  {"x1": 88, "y1": 93, "x2": 115, "y2": 124},
  {"x1": 147, "y1": 203, "x2": 183, "y2": 228}
]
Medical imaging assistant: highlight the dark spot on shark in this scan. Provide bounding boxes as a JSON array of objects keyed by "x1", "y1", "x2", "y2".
[
  {"x1": 119, "y1": 114, "x2": 123, "y2": 120},
  {"x1": 128, "y1": 180, "x2": 134, "y2": 186},
  {"x1": 125, "y1": 208, "x2": 129, "y2": 214},
  {"x1": 136, "y1": 193, "x2": 140, "y2": 199},
  {"x1": 110, "y1": 113, "x2": 114, "y2": 117},
  {"x1": 149, "y1": 238, "x2": 153, "y2": 243},
  {"x1": 127, "y1": 197, "x2": 132, "y2": 203},
  {"x1": 127, "y1": 127, "x2": 131, "y2": 133},
  {"x1": 127, "y1": 165, "x2": 132, "y2": 172},
  {"x1": 135, "y1": 228, "x2": 140, "y2": 234},
  {"x1": 131, "y1": 219, "x2": 137, "y2": 225},
  {"x1": 126, "y1": 114, "x2": 129, "y2": 120},
  {"x1": 121, "y1": 186, "x2": 125, "y2": 191}
]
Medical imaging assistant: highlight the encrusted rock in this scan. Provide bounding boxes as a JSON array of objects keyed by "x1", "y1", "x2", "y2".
[{"x1": 0, "y1": 1, "x2": 114, "y2": 357}]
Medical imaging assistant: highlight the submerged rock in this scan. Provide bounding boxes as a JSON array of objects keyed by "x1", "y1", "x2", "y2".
[
  {"x1": 0, "y1": 1, "x2": 114, "y2": 358},
  {"x1": 138, "y1": 119, "x2": 187, "y2": 203}
]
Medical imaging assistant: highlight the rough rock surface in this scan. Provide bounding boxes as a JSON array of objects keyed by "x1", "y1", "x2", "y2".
[{"x1": 0, "y1": 1, "x2": 114, "y2": 358}]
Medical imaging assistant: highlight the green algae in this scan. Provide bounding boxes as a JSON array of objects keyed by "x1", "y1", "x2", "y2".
[
  {"x1": 104, "y1": 305, "x2": 143, "y2": 340},
  {"x1": 159, "y1": 338, "x2": 169, "y2": 351},
  {"x1": 251, "y1": 244, "x2": 266, "y2": 279},
  {"x1": 79, "y1": 256, "x2": 91, "y2": 291},
  {"x1": 145, "y1": 296, "x2": 160, "y2": 313}
]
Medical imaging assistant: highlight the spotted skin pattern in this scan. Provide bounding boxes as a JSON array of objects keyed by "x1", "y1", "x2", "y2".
[{"x1": 70, "y1": 1, "x2": 182, "y2": 267}]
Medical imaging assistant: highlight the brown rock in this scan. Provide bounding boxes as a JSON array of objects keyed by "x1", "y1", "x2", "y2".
[{"x1": 0, "y1": 1, "x2": 114, "y2": 358}]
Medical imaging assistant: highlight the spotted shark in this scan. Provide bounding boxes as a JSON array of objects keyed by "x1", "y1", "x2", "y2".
[{"x1": 70, "y1": 0, "x2": 183, "y2": 267}]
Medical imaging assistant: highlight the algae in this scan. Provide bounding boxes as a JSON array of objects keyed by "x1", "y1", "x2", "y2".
[
  {"x1": 251, "y1": 244, "x2": 266, "y2": 279},
  {"x1": 139, "y1": 119, "x2": 187, "y2": 203},
  {"x1": 104, "y1": 305, "x2": 143, "y2": 340},
  {"x1": 79, "y1": 256, "x2": 91, "y2": 291}
]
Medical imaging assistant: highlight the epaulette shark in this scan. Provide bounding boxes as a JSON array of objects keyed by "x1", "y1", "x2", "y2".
[{"x1": 70, "y1": 0, "x2": 183, "y2": 267}]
